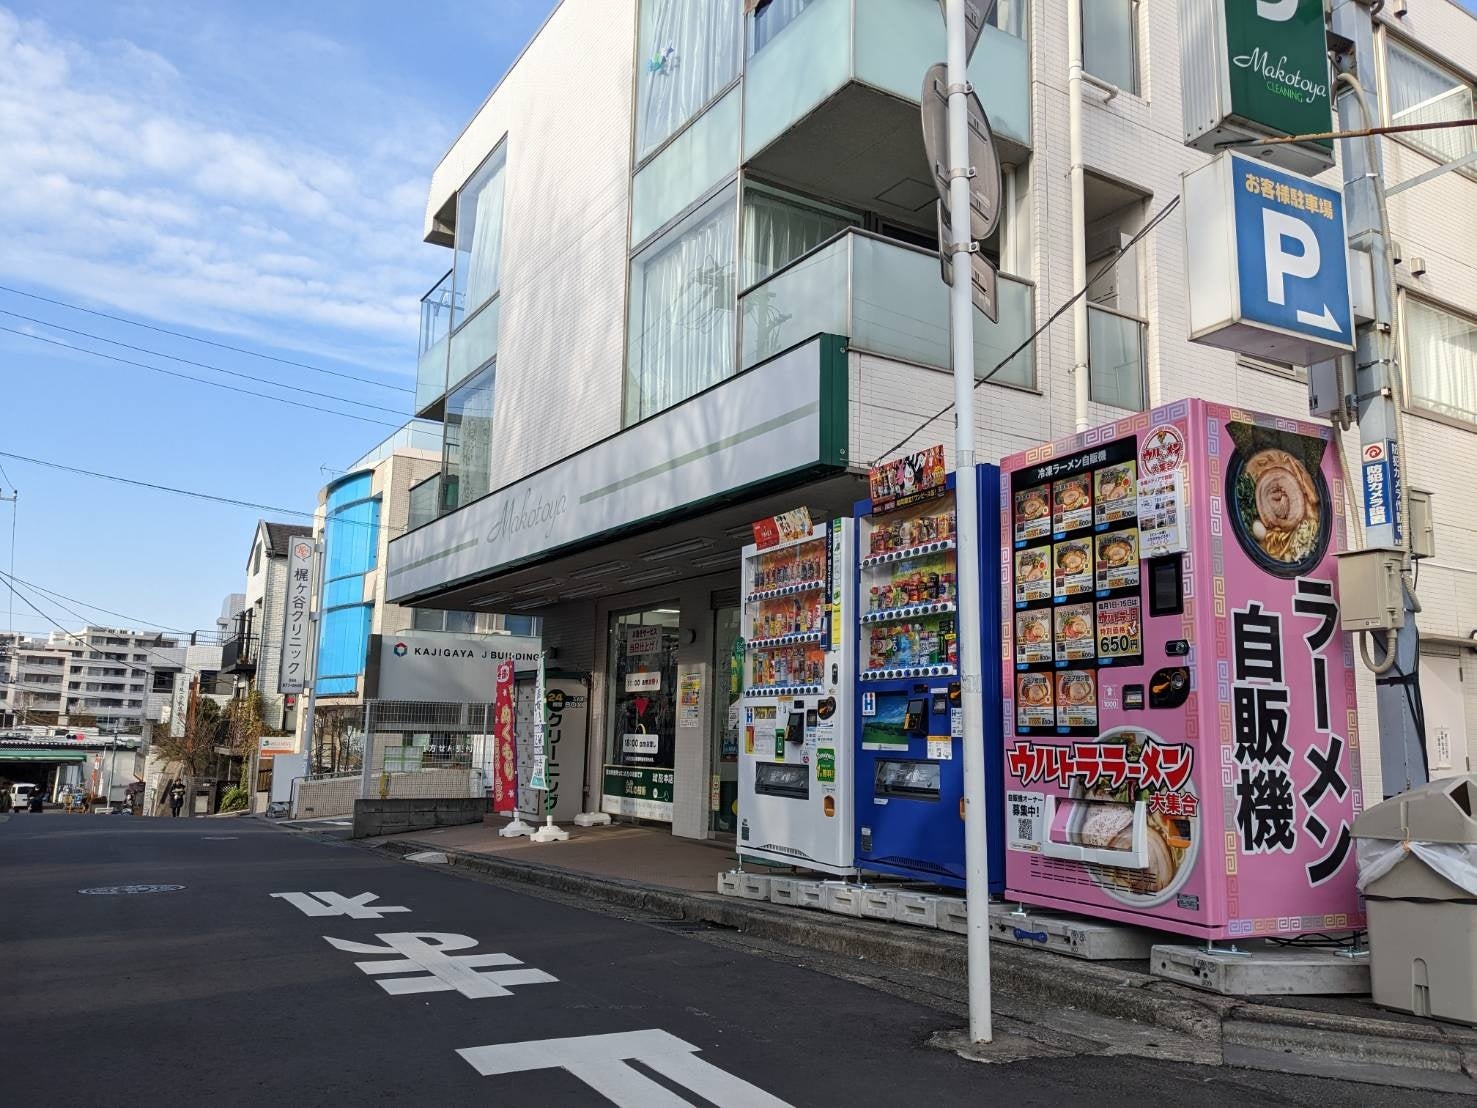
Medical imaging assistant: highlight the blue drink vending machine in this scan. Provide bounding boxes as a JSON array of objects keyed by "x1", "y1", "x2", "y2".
[{"x1": 853, "y1": 456, "x2": 1004, "y2": 891}]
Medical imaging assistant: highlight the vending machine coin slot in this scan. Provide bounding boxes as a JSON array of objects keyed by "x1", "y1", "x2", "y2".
[
  {"x1": 930, "y1": 689, "x2": 950, "y2": 715},
  {"x1": 1148, "y1": 667, "x2": 1191, "y2": 709}
]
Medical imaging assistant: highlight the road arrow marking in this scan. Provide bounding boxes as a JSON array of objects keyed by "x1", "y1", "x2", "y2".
[{"x1": 271, "y1": 891, "x2": 411, "y2": 919}]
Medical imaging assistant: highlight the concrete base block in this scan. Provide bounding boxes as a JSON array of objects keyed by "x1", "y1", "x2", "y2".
[
  {"x1": 860, "y1": 888, "x2": 896, "y2": 920},
  {"x1": 1152, "y1": 941, "x2": 1372, "y2": 996},
  {"x1": 936, "y1": 897, "x2": 968, "y2": 934},
  {"x1": 768, "y1": 877, "x2": 801, "y2": 905},
  {"x1": 825, "y1": 885, "x2": 865, "y2": 916},
  {"x1": 989, "y1": 903, "x2": 1158, "y2": 961},
  {"x1": 717, "y1": 871, "x2": 771, "y2": 900},
  {"x1": 892, "y1": 891, "x2": 940, "y2": 928},
  {"x1": 573, "y1": 812, "x2": 611, "y2": 827},
  {"x1": 795, "y1": 882, "x2": 829, "y2": 910}
]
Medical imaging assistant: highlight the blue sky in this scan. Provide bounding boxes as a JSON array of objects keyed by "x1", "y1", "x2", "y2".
[{"x1": 0, "y1": 0, "x2": 558, "y2": 638}]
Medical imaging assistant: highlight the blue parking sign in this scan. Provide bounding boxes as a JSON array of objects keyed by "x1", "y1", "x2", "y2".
[{"x1": 1231, "y1": 154, "x2": 1353, "y2": 350}]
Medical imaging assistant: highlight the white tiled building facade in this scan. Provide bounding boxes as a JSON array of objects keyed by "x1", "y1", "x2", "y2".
[{"x1": 389, "y1": 0, "x2": 1477, "y2": 834}]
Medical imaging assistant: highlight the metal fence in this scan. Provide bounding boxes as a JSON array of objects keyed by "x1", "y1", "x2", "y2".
[{"x1": 359, "y1": 699, "x2": 493, "y2": 804}]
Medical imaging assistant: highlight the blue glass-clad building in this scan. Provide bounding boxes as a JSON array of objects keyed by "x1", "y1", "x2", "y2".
[{"x1": 317, "y1": 471, "x2": 380, "y2": 696}]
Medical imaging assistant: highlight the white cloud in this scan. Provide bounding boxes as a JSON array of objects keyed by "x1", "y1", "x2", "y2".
[{"x1": 0, "y1": 6, "x2": 453, "y2": 372}]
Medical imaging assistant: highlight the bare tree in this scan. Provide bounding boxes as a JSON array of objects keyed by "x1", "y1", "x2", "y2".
[{"x1": 150, "y1": 681, "x2": 224, "y2": 778}]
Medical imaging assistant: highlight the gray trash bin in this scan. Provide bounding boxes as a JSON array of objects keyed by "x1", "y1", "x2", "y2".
[{"x1": 1352, "y1": 775, "x2": 1477, "y2": 1024}]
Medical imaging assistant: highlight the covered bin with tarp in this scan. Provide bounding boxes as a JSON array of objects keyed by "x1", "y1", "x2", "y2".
[{"x1": 1353, "y1": 775, "x2": 1477, "y2": 1024}]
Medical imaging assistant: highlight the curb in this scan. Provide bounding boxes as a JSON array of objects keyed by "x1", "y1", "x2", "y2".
[{"x1": 375, "y1": 838, "x2": 1477, "y2": 1092}]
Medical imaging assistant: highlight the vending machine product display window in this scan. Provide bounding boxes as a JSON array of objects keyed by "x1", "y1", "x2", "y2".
[
  {"x1": 853, "y1": 456, "x2": 1005, "y2": 891},
  {"x1": 999, "y1": 401, "x2": 1364, "y2": 940},
  {"x1": 736, "y1": 518, "x2": 856, "y2": 875}
]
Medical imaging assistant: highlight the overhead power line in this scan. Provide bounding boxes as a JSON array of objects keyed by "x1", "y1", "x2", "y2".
[
  {"x1": 872, "y1": 194, "x2": 1183, "y2": 465},
  {"x1": 0, "y1": 283, "x2": 414, "y2": 393},
  {"x1": 0, "y1": 308, "x2": 407, "y2": 415},
  {"x1": 0, "y1": 325, "x2": 400, "y2": 428},
  {"x1": 0, "y1": 571, "x2": 190, "y2": 634}
]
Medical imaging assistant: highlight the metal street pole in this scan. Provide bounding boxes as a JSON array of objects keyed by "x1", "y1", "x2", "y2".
[
  {"x1": 1331, "y1": 0, "x2": 1426, "y2": 797},
  {"x1": 298, "y1": 538, "x2": 326, "y2": 780},
  {"x1": 943, "y1": 0, "x2": 992, "y2": 1045},
  {"x1": 1, "y1": 488, "x2": 16, "y2": 638}
]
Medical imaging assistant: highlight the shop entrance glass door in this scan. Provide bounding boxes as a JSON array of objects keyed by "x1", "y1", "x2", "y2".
[
  {"x1": 602, "y1": 606, "x2": 680, "y2": 823},
  {"x1": 711, "y1": 604, "x2": 742, "y2": 836}
]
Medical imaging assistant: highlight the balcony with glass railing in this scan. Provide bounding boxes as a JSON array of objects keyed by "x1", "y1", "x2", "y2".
[
  {"x1": 744, "y1": 0, "x2": 1030, "y2": 162},
  {"x1": 417, "y1": 269, "x2": 456, "y2": 418},
  {"x1": 738, "y1": 229, "x2": 1034, "y2": 388},
  {"x1": 1087, "y1": 304, "x2": 1148, "y2": 412}
]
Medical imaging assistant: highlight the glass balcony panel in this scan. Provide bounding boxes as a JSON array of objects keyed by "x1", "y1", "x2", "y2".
[
  {"x1": 1088, "y1": 304, "x2": 1147, "y2": 410},
  {"x1": 446, "y1": 296, "x2": 500, "y2": 394},
  {"x1": 739, "y1": 234, "x2": 850, "y2": 370},
  {"x1": 852, "y1": 0, "x2": 938, "y2": 104},
  {"x1": 417, "y1": 269, "x2": 455, "y2": 415},
  {"x1": 742, "y1": 0, "x2": 851, "y2": 159},
  {"x1": 740, "y1": 230, "x2": 1034, "y2": 386},
  {"x1": 631, "y1": 88, "x2": 741, "y2": 246},
  {"x1": 965, "y1": 23, "x2": 1031, "y2": 150}
]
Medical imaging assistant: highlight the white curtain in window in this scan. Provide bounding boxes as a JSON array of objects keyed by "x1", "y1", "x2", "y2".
[
  {"x1": 637, "y1": 0, "x2": 740, "y2": 160},
  {"x1": 742, "y1": 189, "x2": 854, "y2": 288},
  {"x1": 628, "y1": 197, "x2": 737, "y2": 422},
  {"x1": 1387, "y1": 44, "x2": 1475, "y2": 164},
  {"x1": 457, "y1": 157, "x2": 507, "y2": 322},
  {"x1": 749, "y1": 0, "x2": 811, "y2": 55},
  {"x1": 1406, "y1": 298, "x2": 1477, "y2": 423},
  {"x1": 1082, "y1": 0, "x2": 1136, "y2": 94}
]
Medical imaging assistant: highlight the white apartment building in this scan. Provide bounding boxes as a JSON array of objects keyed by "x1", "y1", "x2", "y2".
[
  {"x1": 386, "y1": 0, "x2": 1477, "y2": 839},
  {"x1": 223, "y1": 521, "x2": 314, "y2": 733},
  {"x1": 0, "y1": 625, "x2": 181, "y2": 732}
]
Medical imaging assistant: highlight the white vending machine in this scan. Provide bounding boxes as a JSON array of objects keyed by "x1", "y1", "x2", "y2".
[{"x1": 737, "y1": 517, "x2": 855, "y2": 875}]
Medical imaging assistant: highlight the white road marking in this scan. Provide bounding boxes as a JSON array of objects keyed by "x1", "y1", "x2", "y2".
[
  {"x1": 457, "y1": 1029, "x2": 791, "y2": 1107},
  {"x1": 270, "y1": 891, "x2": 411, "y2": 919},
  {"x1": 324, "y1": 932, "x2": 556, "y2": 999}
]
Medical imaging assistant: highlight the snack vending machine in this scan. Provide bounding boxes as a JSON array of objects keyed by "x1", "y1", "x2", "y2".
[
  {"x1": 853, "y1": 452, "x2": 1004, "y2": 890},
  {"x1": 737, "y1": 517, "x2": 855, "y2": 875},
  {"x1": 1000, "y1": 400, "x2": 1364, "y2": 939}
]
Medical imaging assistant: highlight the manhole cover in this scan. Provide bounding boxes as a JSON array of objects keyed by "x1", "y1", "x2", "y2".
[{"x1": 78, "y1": 884, "x2": 186, "y2": 896}]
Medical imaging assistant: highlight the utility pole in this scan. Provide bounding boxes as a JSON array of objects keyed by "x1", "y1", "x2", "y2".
[
  {"x1": 942, "y1": 0, "x2": 993, "y2": 1045},
  {"x1": 1330, "y1": 0, "x2": 1427, "y2": 797},
  {"x1": 297, "y1": 538, "x2": 326, "y2": 779},
  {"x1": 0, "y1": 487, "x2": 15, "y2": 639}
]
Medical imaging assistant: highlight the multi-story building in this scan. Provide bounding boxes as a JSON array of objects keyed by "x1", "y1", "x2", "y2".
[
  {"x1": 385, "y1": 0, "x2": 1477, "y2": 840},
  {"x1": 294, "y1": 423, "x2": 534, "y2": 751},
  {"x1": 222, "y1": 521, "x2": 314, "y2": 733},
  {"x1": 0, "y1": 626, "x2": 182, "y2": 732}
]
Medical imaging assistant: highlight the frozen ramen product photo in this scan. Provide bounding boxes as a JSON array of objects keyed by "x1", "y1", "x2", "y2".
[
  {"x1": 1015, "y1": 483, "x2": 1052, "y2": 542},
  {"x1": 1015, "y1": 548, "x2": 1051, "y2": 603},
  {"x1": 1095, "y1": 529, "x2": 1139, "y2": 591},
  {"x1": 1016, "y1": 672, "x2": 1055, "y2": 727},
  {"x1": 1053, "y1": 603, "x2": 1094, "y2": 662},
  {"x1": 1226, "y1": 423, "x2": 1331, "y2": 578},
  {"x1": 1053, "y1": 539, "x2": 1093, "y2": 598},
  {"x1": 1095, "y1": 461, "x2": 1137, "y2": 525},
  {"x1": 1016, "y1": 611, "x2": 1053, "y2": 664},
  {"x1": 1053, "y1": 474, "x2": 1093, "y2": 533}
]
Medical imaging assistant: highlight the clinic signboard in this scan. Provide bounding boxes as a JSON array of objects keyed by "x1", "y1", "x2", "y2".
[
  {"x1": 1181, "y1": 0, "x2": 1334, "y2": 175},
  {"x1": 1183, "y1": 151, "x2": 1353, "y2": 366}
]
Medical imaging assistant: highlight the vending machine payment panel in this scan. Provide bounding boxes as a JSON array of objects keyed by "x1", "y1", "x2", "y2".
[{"x1": 853, "y1": 457, "x2": 1004, "y2": 890}]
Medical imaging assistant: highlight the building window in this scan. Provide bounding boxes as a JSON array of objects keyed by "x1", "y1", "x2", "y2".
[
  {"x1": 1088, "y1": 305, "x2": 1147, "y2": 411},
  {"x1": 1385, "y1": 39, "x2": 1475, "y2": 169},
  {"x1": 1404, "y1": 295, "x2": 1477, "y2": 425},
  {"x1": 250, "y1": 542, "x2": 262, "y2": 576},
  {"x1": 408, "y1": 474, "x2": 440, "y2": 530},
  {"x1": 741, "y1": 184, "x2": 856, "y2": 289},
  {"x1": 442, "y1": 364, "x2": 496, "y2": 510},
  {"x1": 452, "y1": 144, "x2": 508, "y2": 329},
  {"x1": 626, "y1": 184, "x2": 738, "y2": 424},
  {"x1": 748, "y1": 0, "x2": 812, "y2": 56},
  {"x1": 1082, "y1": 0, "x2": 1138, "y2": 95},
  {"x1": 316, "y1": 604, "x2": 373, "y2": 697},
  {"x1": 636, "y1": 0, "x2": 740, "y2": 162}
]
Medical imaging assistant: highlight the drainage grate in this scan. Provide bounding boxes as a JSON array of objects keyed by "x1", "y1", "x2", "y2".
[{"x1": 78, "y1": 884, "x2": 186, "y2": 896}]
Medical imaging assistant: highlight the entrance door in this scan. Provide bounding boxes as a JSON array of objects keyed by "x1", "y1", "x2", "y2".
[
  {"x1": 603, "y1": 607, "x2": 680, "y2": 822},
  {"x1": 711, "y1": 605, "x2": 742, "y2": 835}
]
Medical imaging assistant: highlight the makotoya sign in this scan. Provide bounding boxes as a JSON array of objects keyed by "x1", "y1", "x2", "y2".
[
  {"x1": 1183, "y1": 152, "x2": 1354, "y2": 366},
  {"x1": 1181, "y1": 0, "x2": 1334, "y2": 176}
]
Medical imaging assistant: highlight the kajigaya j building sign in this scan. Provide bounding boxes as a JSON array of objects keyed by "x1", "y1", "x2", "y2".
[{"x1": 1181, "y1": 0, "x2": 1335, "y2": 176}]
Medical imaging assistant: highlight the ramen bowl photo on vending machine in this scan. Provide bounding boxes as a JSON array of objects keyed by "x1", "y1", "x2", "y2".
[{"x1": 999, "y1": 400, "x2": 1364, "y2": 940}]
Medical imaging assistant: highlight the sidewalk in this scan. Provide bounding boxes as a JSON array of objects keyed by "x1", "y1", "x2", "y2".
[
  {"x1": 365, "y1": 818, "x2": 1477, "y2": 1093},
  {"x1": 371, "y1": 819, "x2": 741, "y2": 892}
]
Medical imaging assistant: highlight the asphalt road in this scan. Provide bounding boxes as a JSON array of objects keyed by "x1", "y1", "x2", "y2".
[{"x1": 0, "y1": 811, "x2": 1465, "y2": 1107}]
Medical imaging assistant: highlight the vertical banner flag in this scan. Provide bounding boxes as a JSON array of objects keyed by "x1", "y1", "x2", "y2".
[{"x1": 493, "y1": 660, "x2": 517, "y2": 815}]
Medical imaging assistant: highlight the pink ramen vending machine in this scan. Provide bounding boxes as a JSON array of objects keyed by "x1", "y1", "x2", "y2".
[{"x1": 998, "y1": 400, "x2": 1364, "y2": 940}]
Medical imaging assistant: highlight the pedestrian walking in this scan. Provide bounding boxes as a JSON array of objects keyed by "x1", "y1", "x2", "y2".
[{"x1": 168, "y1": 779, "x2": 186, "y2": 818}]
